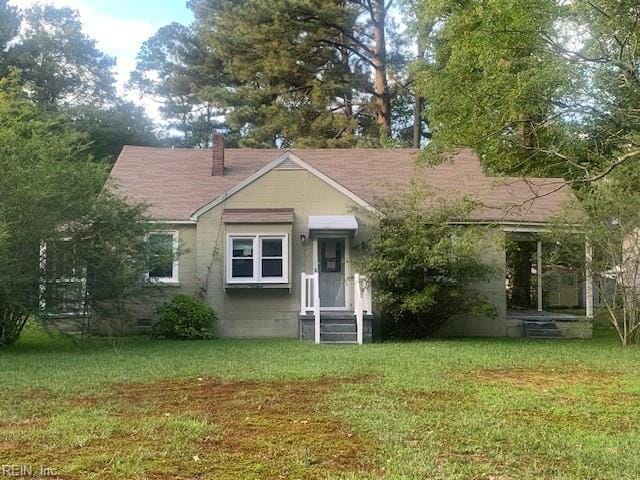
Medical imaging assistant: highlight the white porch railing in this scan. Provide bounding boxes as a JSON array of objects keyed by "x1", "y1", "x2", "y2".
[
  {"x1": 353, "y1": 273, "x2": 372, "y2": 344},
  {"x1": 302, "y1": 271, "x2": 372, "y2": 345},
  {"x1": 300, "y1": 272, "x2": 321, "y2": 344}
]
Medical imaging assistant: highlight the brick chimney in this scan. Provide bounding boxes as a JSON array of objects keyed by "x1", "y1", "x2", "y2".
[{"x1": 212, "y1": 133, "x2": 224, "y2": 176}]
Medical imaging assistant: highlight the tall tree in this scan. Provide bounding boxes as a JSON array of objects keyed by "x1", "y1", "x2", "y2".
[
  {"x1": 129, "y1": 23, "x2": 225, "y2": 147},
  {"x1": 412, "y1": 40, "x2": 426, "y2": 148},
  {"x1": 402, "y1": 0, "x2": 434, "y2": 148},
  {"x1": 562, "y1": 0, "x2": 640, "y2": 180},
  {"x1": 188, "y1": 0, "x2": 353, "y2": 147},
  {"x1": 66, "y1": 101, "x2": 159, "y2": 164},
  {"x1": 187, "y1": 0, "x2": 406, "y2": 146},
  {"x1": 5, "y1": 5, "x2": 116, "y2": 107},
  {"x1": 359, "y1": 0, "x2": 393, "y2": 131},
  {"x1": 0, "y1": 5, "x2": 158, "y2": 163},
  {"x1": 414, "y1": 0, "x2": 576, "y2": 176},
  {"x1": 0, "y1": 0, "x2": 19, "y2": 65},
  {"x1": 414, "y1": 0, "x2": 640, "y2": 183}
]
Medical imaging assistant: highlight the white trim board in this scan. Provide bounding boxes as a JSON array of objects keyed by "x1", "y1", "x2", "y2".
[
  {"x1": 147, "y1": 220, "x2": 197, "y2": 225},
  {"x1": 190, "y1": 151, "x2": 375, "y2": 220}
]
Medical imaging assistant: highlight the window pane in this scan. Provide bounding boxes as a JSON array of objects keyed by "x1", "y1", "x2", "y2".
[
  {"x1": 232, "y1": 259, "x2": 253, "y2": 278},
  {"x1": 262, "y1": 259, "x2": 283, "y2": 277},
  {"x1": 232, "y1": 239, "x2": 253, "y2": 257},
  {"x1": 149, "y1": 234, "x2": 173, "y2": 279},
  {"x1": 149, "y1": 261, "x2": 173, "y2": 279},
  {"x1": 149, "y1": 234, "x2": 173, "y2": 253},
  {"x1": 321, "y1": 239, "x2": 342, "y2": 273},
  {"x1": 45, "y1": 240, "x2": 77, "y2": 279},
  {"x1": 261, "y1": 238, "x2": 282, "y2": 257}
]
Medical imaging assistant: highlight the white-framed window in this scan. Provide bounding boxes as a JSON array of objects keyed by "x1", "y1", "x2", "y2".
[
  {"x1": 147, "y1": 231, "x2": 179, "y2": 284},
  {"x1": 227, "y1": 234, "x2": 288, "y2": 284}
]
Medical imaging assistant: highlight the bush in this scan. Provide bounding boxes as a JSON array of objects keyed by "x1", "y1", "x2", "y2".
[
  {"x1": 154, "y1": 295, "x2": 216, "y2": 339},
  {"x1": 358, "y1": 182, "x2": 496, "y2": 338}
]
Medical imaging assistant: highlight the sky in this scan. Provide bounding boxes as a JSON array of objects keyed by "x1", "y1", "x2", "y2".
[{"x1": 8, "y1": 0, "x2": 194, "y2": 121}]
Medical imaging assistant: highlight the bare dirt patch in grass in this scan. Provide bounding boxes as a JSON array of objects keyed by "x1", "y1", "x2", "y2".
[
  {"x1": 1, "y1": 376, "x2": 379, "y2": 479},
  {"x1": 395, "y1": 388, "x2": 474, "y2": 414},
  {"x1": 597, "y1": 390, "x2": 640, "y2": 407},
  {"x1": 466, "y1": 367, "x2": 617, "y2": 391}
]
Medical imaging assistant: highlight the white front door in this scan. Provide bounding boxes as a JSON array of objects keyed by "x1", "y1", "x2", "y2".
[{"x1": 317, "y1": 237, "x2": 346, "y2": 309}]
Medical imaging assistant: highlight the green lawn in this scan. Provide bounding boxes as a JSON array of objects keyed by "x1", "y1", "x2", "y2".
[{"x1": 1, "y1": 324, "x2": 640, "y2": 479}]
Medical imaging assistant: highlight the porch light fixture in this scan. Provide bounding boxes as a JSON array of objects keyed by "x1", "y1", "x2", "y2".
[{"x1": 300, "y1": 233, "x2": 307, "y2": 243}]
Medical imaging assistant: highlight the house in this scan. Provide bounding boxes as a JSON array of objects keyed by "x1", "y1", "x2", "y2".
[{"x1": 106, "y1": 135, "x2": 592, "y2": 343}]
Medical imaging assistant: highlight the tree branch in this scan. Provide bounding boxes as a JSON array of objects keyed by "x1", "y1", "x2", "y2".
[
  {"x1": 579, "y1": 149, "x2": 640, "y2": 183},
  {"x1": 317, "y1": 39, "x2": 377, "y2": 68}
]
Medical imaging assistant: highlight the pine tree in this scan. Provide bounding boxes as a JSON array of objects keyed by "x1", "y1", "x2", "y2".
[
  {"x1": 5, "y1": 5, "x2": 117, "y2": 107},
  {"x1": 187, "y1": 0, "x2": 407, "y2": 146},
  {"x1": 129, "y1": 23, "x2": 227, "y2": 147}
]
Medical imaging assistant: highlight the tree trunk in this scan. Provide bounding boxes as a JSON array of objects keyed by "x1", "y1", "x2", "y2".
[
  {"x1": 413, "y1": 40, "x2": 425, "y2": 148},
  {"x1": 412, "y1": 94, "x2": 423, "y2": 148},
  {"x1": 0, "y1": 307, "x2": 30, "y2": 347},
  {"x1": 519, "y1": 113, "x2": 538, "y2": 151},
  {"x1": 370, "y1": 0, "x2": 391, "y2": 133},
  {"x1": 339, "y1": 32, "x2": 354, "y2": 123}
]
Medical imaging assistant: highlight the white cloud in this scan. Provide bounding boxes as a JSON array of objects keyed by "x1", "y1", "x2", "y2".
[{"x1": 9, "y1": 0, "x2": 163, "y2": 122}]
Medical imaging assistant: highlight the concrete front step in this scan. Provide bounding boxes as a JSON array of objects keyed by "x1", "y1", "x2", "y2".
[
  {"x1": 320, "y1": 323, "x2": 356, "y2": 333},
  {"x1": 320, "y1": 331, "x2": 357, "y2": 342},
  {"x1": 320, "y1": 317, "x2": 356, "y2": 325},
  {"x1": 299, "y1": 313, "x2": 373, "y2": 343},
  {"x1": 527, "y1": 331, "x2": 563, "y2": 338},
  {"x1": 320, "y1": 310, "x2": 355, "y2": 317},
  {"x1": 523, "y1": 321, "x2": 563, "y2": 339}
]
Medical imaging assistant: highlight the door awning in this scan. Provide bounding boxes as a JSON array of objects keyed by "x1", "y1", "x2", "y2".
[{"x1": 308, "y1": 215, "x2": 358, "y2": 231}]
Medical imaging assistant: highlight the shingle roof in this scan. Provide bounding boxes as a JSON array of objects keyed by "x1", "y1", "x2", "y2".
[{"x1": 108, "y1": 146, "x2": 574, "y2": 224}]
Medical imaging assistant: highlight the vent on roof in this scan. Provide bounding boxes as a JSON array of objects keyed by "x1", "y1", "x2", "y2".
[{"x1": 275, "y1": 157, "x2": 303, "y2": 171}]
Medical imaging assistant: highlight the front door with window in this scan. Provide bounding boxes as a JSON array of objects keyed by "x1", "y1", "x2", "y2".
[{"x1": 318, "y1": 238, "x2": 346, "y2": 309}]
